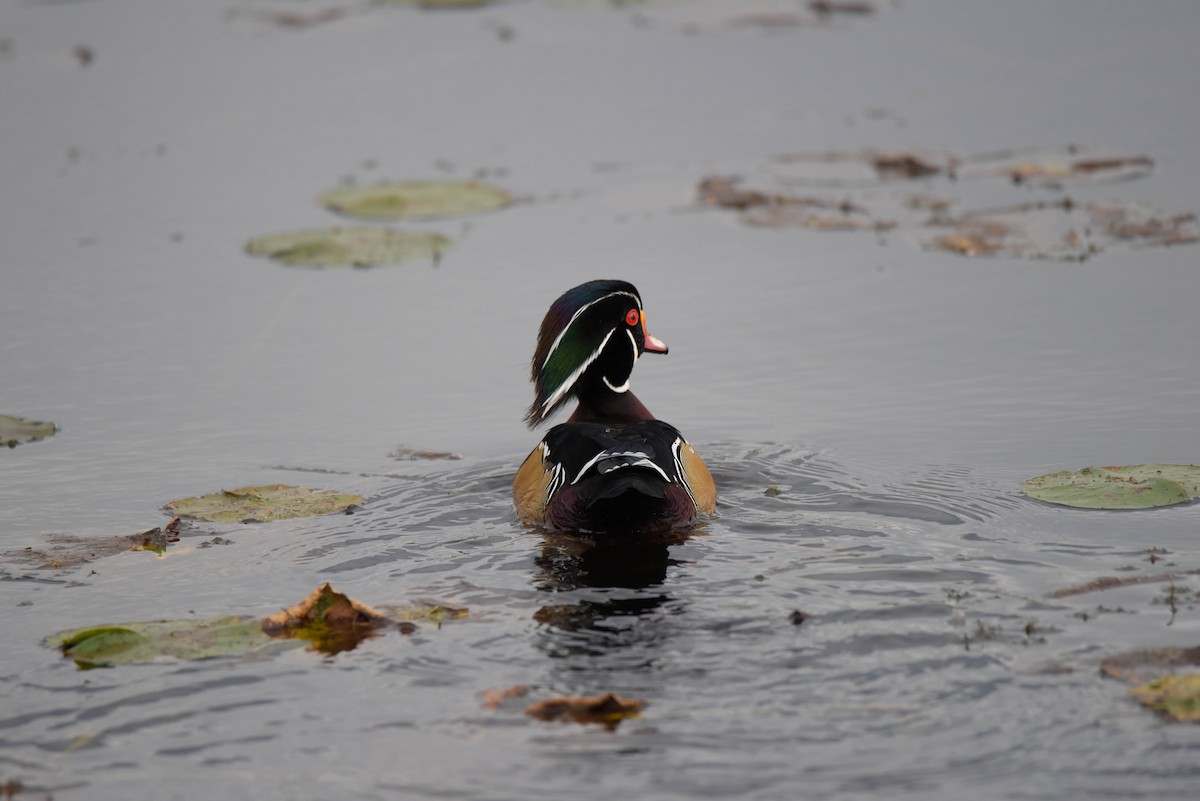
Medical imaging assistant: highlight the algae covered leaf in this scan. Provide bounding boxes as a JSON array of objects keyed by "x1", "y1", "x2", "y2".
[
  {"x1": 0, "y1": 414, "x2": 57, "y2": 448},
  {"x1": 1023, "y1": 465, "x2": 1200, "y2": 509},
  {"x1": 163, "y1": 485, "x2": 363, "y2": 523},
  {"x1": 1130, "y1": 674, "x2": 1200, "y2": 723},
  {"x1": 318, "y1": 180, "x2": 512, "y2": 220},
  {"x1": 246, "y1": 226, "x2": 450, "y2": 267},
  {"x1": 46, "y1": 617, "x2": 280, "y2": 669}
]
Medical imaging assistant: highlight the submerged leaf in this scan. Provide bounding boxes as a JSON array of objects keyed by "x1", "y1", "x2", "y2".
[
  {"x1": 246, "y1": 227, "x2": 451, "y2": 268},
  {"x1": 524, "y1": 692, "x2": 645, "y2": 729},
  {"x1": 0, "y1": 414, "x2": 57, "y2": 448},
  {"x1": 164, "y1": 485, "x2": 363, "y2": 523},
  {"x1": 1130, "y1": 674, "x2": 1200, "y2": 723},
  {"x1": 46, "y1": 617, "x2": 279, "y2": 669},
  {"x1": 318, "y1": 180, "x2": 512, "y2": 220},
  {"x1": 1023, "y1": 465, "x2": 1200, "y2": 509}
]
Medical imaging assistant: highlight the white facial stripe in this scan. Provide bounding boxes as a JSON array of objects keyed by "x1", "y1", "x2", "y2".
[
  {"x1": 603, "y1": 376, "x2": 630, "y2": 392},
  {"x1": 541, "y1": 290, "x2": 641, "y2": 371},
  {"x1": 540, "y1": 327, "x2": 616, "y2": 414}
]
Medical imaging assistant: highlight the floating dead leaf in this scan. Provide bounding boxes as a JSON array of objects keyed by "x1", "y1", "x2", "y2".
[
  {"x1": 389, "y1": 446, "x2": 463, "y2": 461},
  {"x1": 1087, "y1": 205, "x2": 1200, "y2": 247},
  {"x1": 727, "y1": 12, "x2": 811, "y2": 29},
  {"x1": 698, "y1": 176, "x2": 866, "y2": 214},
  {"x1": 524, "y1": 692, "x2": 645, "y2": 729},
  {"x1": 1101, "y1": 646, "x2": 1200, "y2": 685},
  {"x1": 1130, "y1": 674, "x2": 1200, "y2": 722},
  {"x1": 870, "y1": 153, "x2": 942, "y2": 180},
  {"x1": 231, "y1": 8, "x2": 349, "y2": 29},
  {"x1": 741, "y1": 205, "x2": 896, "y2": 231},
  {"x1": 482, "y1": 684, "x2": 530, "y2": 708},
  {"x1": 8, "y1": 517, "x2": 188, "y2": 570},
  {"x1": 0, "y1": 414, "x2": 57, "y2": 448},
  {"x1": 1003, "y1": 156, "x2": 1153, "y2": 185},
  {"x1": 926, "y1": 218, "x2": 1037, "y2": 258},
  {"x1": 697, "y1": 176, "x2": 776, "y2": 210},
  {"x1": 318, "y1": 180, "x2": 512, "y2": 221},
  {"x1": 262, "y1": 582, "x2": 390, "y2": 654},
  {"x1": 1048, "y1": 569, "x2": 1200, "y2": 599},
  {"x1": 1024, "y1": 465, "x2": 1200, "y2": 510},
  {"x1": 809, "y1": 0, "x2": 876, "y2": 16},
  {"x1": 246, "y1": 227, "x2": 451, "y2": 268},
  {"x1": 375, "y1": 0, "x2": 493, "y2": 7},
  {"x1": 164, "y1": 485, "x2": 363, "y2": 523}
]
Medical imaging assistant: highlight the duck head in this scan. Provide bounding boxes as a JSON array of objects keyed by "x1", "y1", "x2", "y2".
[{"x1": 525, "y1": 279, "x2": 668, "y2": 428}]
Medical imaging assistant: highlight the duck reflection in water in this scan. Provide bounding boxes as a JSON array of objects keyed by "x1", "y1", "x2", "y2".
[{"x1": 531, "y1": 527, "x2": 699, "y2": 654}]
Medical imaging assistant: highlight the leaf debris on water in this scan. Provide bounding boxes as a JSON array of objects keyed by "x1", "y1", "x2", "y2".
[
  {"x1": 318, "y1": 180, "x2": 512, "y2": 221},
  {"x1": 262, "y1": 582, "x2": 391, "y2": 654},
  {"x1": 0, "y1": 414, "x2": 57, "y2": 448},
  {"x1": 164, "y1": 484, "x2": 364, "y2": 523},
  {"x1": 246, "y1": 227, "x2": 451, "y2": 268},
  {"x1": 1023, "y1": 464, "x2": 1200, "y2": 510},
  {"x1": 524, "y1": 692, "x2": 645, "y2": 730}
]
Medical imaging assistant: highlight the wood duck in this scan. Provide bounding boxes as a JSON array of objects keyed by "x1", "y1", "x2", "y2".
[{"x1": 513, "y1": 280, "x2": 716, "y2": 533}]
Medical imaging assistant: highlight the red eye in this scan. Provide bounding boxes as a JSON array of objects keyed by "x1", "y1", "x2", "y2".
[{"x1": 625, "y1": 308, "x2": 640, "y2": 327}]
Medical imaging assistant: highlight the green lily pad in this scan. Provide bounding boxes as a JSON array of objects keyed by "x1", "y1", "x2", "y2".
[
  {"x1": 318, "y1": 180, "x2": 512, "y2": 220},
  {"x1": 46, "y1": 617, "x2": 282, "y2": 669},
  {"x1": 1022, "y1": 465, "x2": 1200, "y2": 509},
  {"x1": 164, "y1": 485, "x2": 363, "y2": 523},
  {"x1": 0, "y1": 414, "x2": 57, "y2": 448},
  {"x1": 246, "y1": 226, "x2": 451, "y2": 268},
  {"x1": 1130, "y1": 674, "x2": 1200, "y2": 722}
]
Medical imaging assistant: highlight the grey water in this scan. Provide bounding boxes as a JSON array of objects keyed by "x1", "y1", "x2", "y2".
[{"x1": 2, "y1": 1, "x2": 1200, "y2": 798}]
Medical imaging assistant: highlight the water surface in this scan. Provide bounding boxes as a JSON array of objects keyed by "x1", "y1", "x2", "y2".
[{"x1": 2, "y1": 1, "x2": 1199, "y2": 799}]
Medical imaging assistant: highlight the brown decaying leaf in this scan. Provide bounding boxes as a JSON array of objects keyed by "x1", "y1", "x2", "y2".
[
  {"x1": 741, "y1": 205, "x2": 896, "y2": 231},
  {"x1": 10, "y1": 517, "x2": 186, "y2": 570},
  {"x1": 1006, "y1": 156, "x2": 1153, "y2": 184},
  {"x1": 1048, "y1": 569, "x2": 1200, "y2": 599},
  {"x1": 809, "y1": 1, "x2": 876, "y2": 16},
  {"x1": 871, "y1": 153, "x2": 941, "y2": 179},
  {"x1": 261, "y1": 582, "x2": 390, "y2": 655},
  {"x1": 1100, "y1": 646, "x2": 1200, "y2": 685},
  {"x1": 1087, "y1": 205, "x2": 1200, "y2": 246},
  {"x1": 524, "y1": 692, "x2": 645, "y2": 730},
  {"x1": 927, "y1": 219, "x2": 1021, "y2": 257},
  {"x1": 698, "y1": 176, "x2": 865, "y2": 214},
  {"x1": 482, "y1": 685, "x2": 530, "y2": 708},
  {"x1": 230, "y1": 8, "x2": 348, "y2": 29},
  {"x1": 390, "y1": 446, "x2": 463, "y2": 461}
]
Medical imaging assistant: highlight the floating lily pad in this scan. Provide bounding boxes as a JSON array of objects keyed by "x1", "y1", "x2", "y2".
[
  {"x1": 7, "y1": 517, "x2": 187, "y2": 570},
  {"x1": 46, "y1": 616, "x2": 282, "y2": 669},
  {"x1": 45, "y1": 583, "x2": 421, "y2": 668},
  {"x1": 318, "y1": 180, "x2": 512, "y2": 220},
  {"x1": 0, "y1": 414, "x2": 57, "y2": 448},
  {"x1": 164, "y1": 485, "x2": 363, "y2": 523},
  {"x1": 1023, "y1": 465, "x2": 1200, "y2": 509},
  {"x1": 246, "y1": 227, "x2": 450, "y2": 268},
  {"x1": 1130, "y1": 674, "x2": 1200, "y2": 723}
]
